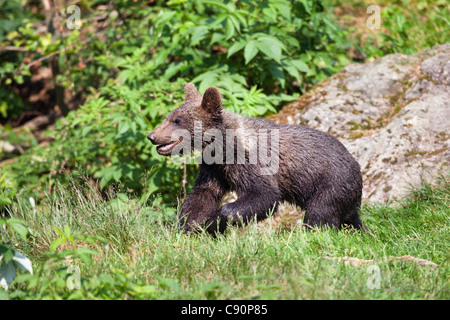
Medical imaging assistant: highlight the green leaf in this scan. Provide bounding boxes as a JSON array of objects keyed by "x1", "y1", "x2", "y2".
[
  {"x1": 155, "y1": 10, "x2": 177, "y2": 27},
  {"x1": 0, "y1": 261, "x2": 15, "y2": 290},
  {"x1": 244, "y1": 40, "x2": 259, "y2": 64},
  {"x1": 282, "y1": 62, "x2": 300, "y2": 81},
  {"x1": 76, "y1": 247, "x2": 97, "y2": 265},
  {"x1": 268, "y1": 64, "x2": 286, "y2": 87},
  {"x1": 0, "y1": 195, "x2": 12, "y2": 207},
  {"x1": 99, "y1": 176, "x2": 109, "y2": 190},
  {"x1": 210, "y1": 32, "x2": 224, "y2": 45},
  {"x1": 191, "y1": 26, "x2": 209, "y2": 45},
  {"x1": 262, "y1": 7, "x2": 277, "y2": 22},
  {"x1": 203, "y1": 0, "x2": 232, "y2": 12},
  {"x1": 232, "y1": 11, "x2": 248, "y2": 27},
  {"x1": 212, "y1": 12, "x2": 228, "y2": 27},
  {"x1": 0, "y1": 288, "x2": 8, "y2": 300},
  {"x1": 12, "y1": 251, "x2": 33, "y2": 275},
  {"x1": 193, "y1": 71, "x2": 219, "y2": 93},
  {"x1": 118, "y1": 122, "x2": 130, "y2": 135},
  {"x1": 55, "y1": 227, "x2": 65, "y2": 237},
  {"x1": 227, "y1": 40, "x2": 246, "y2": 58},
  {"x1": 228, "y1": 15, "x2": 241, "y2": 34},
  {"x1": 225, "y1": 18, "x2": 235, "y2": 40},
  {"x1": 81, "y1": 126, "x2": 93, "y2": 137},
  {"x1": 229, "y1": 73, "x2": 247, "y2": 86},
  {"x1": 49, "y1": 237, "x2": 63, "y2": 252},
  {"x1": 290, "y1": 59, "x2": 311, "y2": 73},
  {"x1": 64, "y1": 225, "x2": 72, "y2": 239},
  {"x1": 157, "y1": 277, "x2": 180, "y2": 292},
  {"x1": 256, "y1": 37, "x2": 283, "y2": 63},
  {"x1": 274, "y1": 1, "x2": 291, "y2": 20},
  {"x1": 6, "y1": 219, "x2": 28, "y2": 239},
  {"x1": 113, "y1": 169, "x2": 122, "y2": 182},
  {"x1": 0, "y1": 245, "x2": 14, "y2": 264}
]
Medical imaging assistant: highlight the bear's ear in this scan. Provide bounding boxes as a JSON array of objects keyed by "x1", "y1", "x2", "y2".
[
  {"x1": 201, "y1": 87, "x2": 222, "y2": 116},
  {"x1": 184, "y1": 83, "x2": 202, "y2": 102}
]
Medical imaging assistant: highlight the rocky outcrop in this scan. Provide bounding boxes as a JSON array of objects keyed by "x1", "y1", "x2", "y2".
[{"x1": 271, "y1": 44, "x2": 449, "y2": 203}]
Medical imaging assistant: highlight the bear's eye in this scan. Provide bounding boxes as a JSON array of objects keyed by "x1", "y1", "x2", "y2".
[{"x1": 174, "y1": 119, "x2": 181, "y2": 125}]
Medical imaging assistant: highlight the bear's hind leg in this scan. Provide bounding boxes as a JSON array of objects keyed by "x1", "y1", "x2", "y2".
[
  {"x1": 302, "y1": 193, "x2": 341, "y2": 230},
  {"x1": 342, "y1": 208, "x2": 364, "y2": 230}
]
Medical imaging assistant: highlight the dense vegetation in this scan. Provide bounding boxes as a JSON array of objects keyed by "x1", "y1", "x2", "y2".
[{"x1": 0, "y1": 0, "x2": 449, "y2": 299}]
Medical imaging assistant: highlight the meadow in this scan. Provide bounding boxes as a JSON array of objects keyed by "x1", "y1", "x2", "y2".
[{"x1": 2, "y1": 176, "x2": 448, "y2": 300}]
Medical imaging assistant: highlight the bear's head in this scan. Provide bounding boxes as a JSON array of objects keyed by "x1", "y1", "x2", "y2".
[{"x1": 147, "y1": 83, "x2": 223, "y2": 156}]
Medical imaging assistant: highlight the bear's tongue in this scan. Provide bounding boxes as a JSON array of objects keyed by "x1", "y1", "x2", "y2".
[{"x1": 159, "y1": 141, "x2": 177, "y2": 152}]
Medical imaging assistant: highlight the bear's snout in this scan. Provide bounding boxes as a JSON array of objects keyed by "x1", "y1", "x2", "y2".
[{"x1": 147, "y1": 132, "x2": 157, "y2": 144}]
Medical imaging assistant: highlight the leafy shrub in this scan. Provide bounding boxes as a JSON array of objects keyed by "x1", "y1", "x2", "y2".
[
  {"x1": 1, "y1": 0, "x2": 352, "y2": 206},
  {"x1": 0, "y1": 217, "x2": 32, "y2": 294}
]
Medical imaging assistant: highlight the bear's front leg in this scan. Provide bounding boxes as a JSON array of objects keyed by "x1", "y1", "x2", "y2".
[
  {"x1": 179, "y1": 167, "x2": 227, "y2": 232},
  {"x1": 206, "y1": 189, "x2": 280, "y2": 234}
]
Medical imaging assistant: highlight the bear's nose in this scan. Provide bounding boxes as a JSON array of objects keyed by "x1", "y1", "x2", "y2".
[{"x1": 147, "y1": 132, "x2": 156, "y2": 144}]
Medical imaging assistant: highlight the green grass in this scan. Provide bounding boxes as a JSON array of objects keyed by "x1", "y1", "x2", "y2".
[{"x1": 1, "y1": 176, "x2": 449, "y2": 299}]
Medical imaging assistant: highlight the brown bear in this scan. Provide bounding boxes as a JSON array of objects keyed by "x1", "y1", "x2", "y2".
[{"x1": 147, "y1": 83, "x2": 364, "y2": 233}]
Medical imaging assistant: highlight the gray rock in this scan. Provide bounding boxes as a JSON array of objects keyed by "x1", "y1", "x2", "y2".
[{"x1": 271, "y1": 44, "x2": 450, "y2": 203}]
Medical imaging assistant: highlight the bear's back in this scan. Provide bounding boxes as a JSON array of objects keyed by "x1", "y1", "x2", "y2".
[{"x1": 224, "y1": 112, "x2": 361, "y2": 203}]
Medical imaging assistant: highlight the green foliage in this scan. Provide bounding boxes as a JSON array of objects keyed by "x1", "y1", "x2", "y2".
[
  {"x1": 161, "y1": 0, "x2": 350, "y2": 91},
  {"x1": 0, "y1": 173, "x2": 16, "y2": 208},
  {"x1": 0, "y1": 87, "x2": 30, "y2": 120},
  {"x1": 0, "y1": 216, "x2": 33, "y2": 294},
  {"x1": 332, "y1": 0, "x2": 450, "y2": 59},
  {"x1": 377, "y1": 0, "x2": 450, "y2": 54}
]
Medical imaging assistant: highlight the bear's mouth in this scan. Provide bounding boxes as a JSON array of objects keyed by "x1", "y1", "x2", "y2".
[{"x1": 156, "y1": 140, "x2": 182, "y2": 155}]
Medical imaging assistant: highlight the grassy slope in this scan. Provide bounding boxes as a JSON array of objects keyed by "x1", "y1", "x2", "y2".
[{"x1": 4, "y1": 176, "x2": 449, "y2": 299}]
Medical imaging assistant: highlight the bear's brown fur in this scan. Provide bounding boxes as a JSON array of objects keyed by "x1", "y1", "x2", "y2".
[{"x1": 148, "y1": 83, "x2": 364, "y2": 233}]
